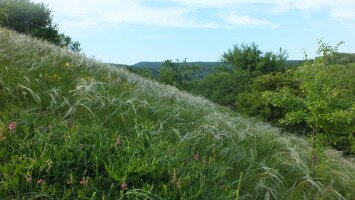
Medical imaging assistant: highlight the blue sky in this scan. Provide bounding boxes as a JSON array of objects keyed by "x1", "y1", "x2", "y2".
[{"x1": 33, "y1": 0, "x2": 355, "y2": 65}]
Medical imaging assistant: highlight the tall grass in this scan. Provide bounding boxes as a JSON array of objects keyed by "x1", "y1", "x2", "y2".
[{"x1": 0, "y1": 28, "x2": 354, "y2": 199}]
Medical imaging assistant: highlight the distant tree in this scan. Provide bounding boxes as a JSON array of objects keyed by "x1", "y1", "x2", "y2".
[
  {"x1": 190, "y1": 70, "x2": 251, "y2": 107},
  {"x1": 187, "y1": 43, "x2": 289, "y2": 108},
  {"x1": 0, "y1": 0, "x2": 80, "y2": 51},
  {"x1": 158, "y1": 59, "x2": 199, "y2": 88},
  {"x1": 221, "y1": 43, "x2": 288, "y2": 74},
  {"x1": 158, "y1": 60, "x2": 182, "y2": 87},
  {"x1": 126, "y1": 66, "x2": 153, "y2": 79}
]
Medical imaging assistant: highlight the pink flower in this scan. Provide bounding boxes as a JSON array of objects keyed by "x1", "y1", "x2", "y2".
[
  {"x1": 116, "y1": 137, "x2": 122, "y2": 145},
  {"x1": 121, "y1": 182, "x2": 128, "y2": 190},
  {"x1": 37, "y1": 179, "x2": 44, "y2": 185},
  {"x1": 80, "y1": 177, "x2": 89, "y2": 186},
  {"x1": 8, "y1": 122, "x2": 17, "y2": 132},
  {"x1": 194, "y1": 153, "x2": 200, "y2": 161}
]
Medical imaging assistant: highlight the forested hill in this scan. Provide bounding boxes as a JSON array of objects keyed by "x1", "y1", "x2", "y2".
[
  {"x1": 133, "y1": 61, "x2": 222, "y2": 69},
  {"x1": 133, "y1": 60, "x2": 302, "y2": 69},
  {"x1": 129, "y1": 60, "x2": 301, "y2": 78}
]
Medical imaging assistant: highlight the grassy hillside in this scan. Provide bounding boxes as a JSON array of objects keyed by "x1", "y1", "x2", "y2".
[{"x1": 0, "y1": 28, "x2": 354, "y2": 199}]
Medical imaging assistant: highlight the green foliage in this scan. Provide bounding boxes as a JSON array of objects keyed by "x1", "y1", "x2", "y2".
[
  {"x1": 190, "y1": 68, "x2": 252, "y2": 107},
  {"x1": 263, "y1": 40, "x2": 355, "y2": 153},
  {"x1": 0, "y1": 0, "x2": 80, "y2": 51},
  {"x1": 158, "y1": 59, "x2": 199, "y2": 89},
  {"x1": 188, "y1": 43, "x2": 288, "y2": 108},
  {"x1": 126, "y1": 66, "x2": 154, "y2": 78},
  {"x1": 236, "y1": 71, "x2": 300, "y2": 123},
  {"x1": 329, "y1": 53, "x2": 355, "y2": 64},
  {"x1": 221, "y1": 42, "x2": 288, "y2": 74}
]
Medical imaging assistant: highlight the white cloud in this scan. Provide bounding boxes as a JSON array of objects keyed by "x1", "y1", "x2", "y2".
[
  {"x1": 32, "y1": 0, "x2": 354, "y2": 32},
  {"x1": 32, "y1": 0, "x2": 217, "y2": 30},
  {"x1": 174, "y1": 0, "x2": 355, "y2": 22},
  {"x1": 221, "y1": 14, "x2": 276, "y2": 28}
]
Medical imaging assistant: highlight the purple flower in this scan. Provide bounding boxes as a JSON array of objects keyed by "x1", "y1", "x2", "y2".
[
  {"x1": 37, "y1": 179, "x2": 44, "y2": 185},
  {"x1": 116, "y1": 137, "x2": 122, "y2": 145},
  {"x1": 121, "y1": 182, "x2": 128, "y2": 190},
  {"x1": 80, "y1": 177, "x2": 89, "y2": 186},
  {"x1": 8, "y1": 122, "x2": 17, "y2": 132}
]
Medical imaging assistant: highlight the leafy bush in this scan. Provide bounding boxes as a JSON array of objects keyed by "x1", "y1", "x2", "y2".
[
  {"x1": 236, "y1": 71, "x2": 300, "y2": 124},
  {"x1": 158, "y1": 59, "x2": 199, "y2": 89},
  {"x1": 263, "y1": 41, "x2": 355, "y2": 154}
]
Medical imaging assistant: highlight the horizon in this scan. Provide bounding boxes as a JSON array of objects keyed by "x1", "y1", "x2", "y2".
[{"x1": 33, "y1": 0, "x2": 355, "y2": 65}]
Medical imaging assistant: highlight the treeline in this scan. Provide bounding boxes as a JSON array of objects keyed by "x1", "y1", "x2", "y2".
[
  {"x1": 130, "y1": 41, "x2": 355, "y2": 154},
  {"x1": 0, "y1": 0, "x2": 80, "y2": 51}
]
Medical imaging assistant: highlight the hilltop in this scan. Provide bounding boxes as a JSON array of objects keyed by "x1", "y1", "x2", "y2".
[{"x1": 0, "y1": 28, "x2": 354, "y2": 199}]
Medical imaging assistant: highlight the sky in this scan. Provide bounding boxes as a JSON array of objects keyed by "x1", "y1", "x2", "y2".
[{"x1": 32, "y1": 0, "x2": 355, "y2": 65}]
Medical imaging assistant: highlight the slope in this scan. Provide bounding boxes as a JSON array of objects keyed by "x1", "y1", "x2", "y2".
[{"x1": 0, "y1": 28, "x2": 354, "y2": 199}]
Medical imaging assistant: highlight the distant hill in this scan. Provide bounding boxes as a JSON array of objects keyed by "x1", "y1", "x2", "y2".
[
  {"x1": 131, "y1": 61, "x2": 302, "y2": 78},
  {"x1": 133, "y1": 61, "x2": 222, "y2": 69},
  {"x1": 133, "y1": 61, "x2": 302, "y2": 69},
  {"x1": 132, "y1": 62, "x2": 224, "y2": 78},
  {"x1": 331, "y1": 53, "x2": 355, "y2": 64}
]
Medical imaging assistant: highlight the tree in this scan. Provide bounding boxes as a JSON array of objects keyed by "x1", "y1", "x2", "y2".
[
  {"x1": 0, "y1": 0, "x2": 80, "y2": 51},
  {"x1": 158, "y1": 59, "x2": 199, "y2": 88},
  {"x1": 221, "y1": 43, "x2": 288, "y2": 74},
  {"x1": 190, "y1": 68, "x2": 252, "y2": 107},
  {"x1": 236, "y1": 71, "x2": 300, "y2": 123},
  {"x1": 262, "y1": 40, "x2": 355, "y2": 154}
]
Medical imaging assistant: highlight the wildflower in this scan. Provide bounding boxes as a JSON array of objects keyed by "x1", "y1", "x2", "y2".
[
  {"x1": 67, "y1": 178, "x2": 74, "y2": 185},
  {"x1": 115, "y1": 137, "x2": 122, "y2": 145},
  {"x1": 25, "y1": 175, "x2": 32, "y2": 182},
  {"x1": 8, "y1": 122, "x2": 17, "y2": 132},
  {"x1": 80, "y1": 177, "x2": 89, "y2": 186},
  {"x1": 121, "y1": 182, "x2": 128, "y2": 190},
  {"x1": 46, "y1": 160, "x2": 53, "y2": 171},
  {"x1": 194, "y1": 152, "x2": 200, "y2": 161},
  {"x1": 37, "y1": 179, "x2": 44, "y2": 185}
]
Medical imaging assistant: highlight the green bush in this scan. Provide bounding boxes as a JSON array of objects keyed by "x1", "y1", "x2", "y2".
[{"x1": 263, "y1": 41, "x2": 355, "y2": 154}]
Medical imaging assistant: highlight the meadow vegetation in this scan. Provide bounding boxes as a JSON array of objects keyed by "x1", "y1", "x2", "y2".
[{"x1": 0, "y1": 28, "x2": 354, "y2": 199}]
